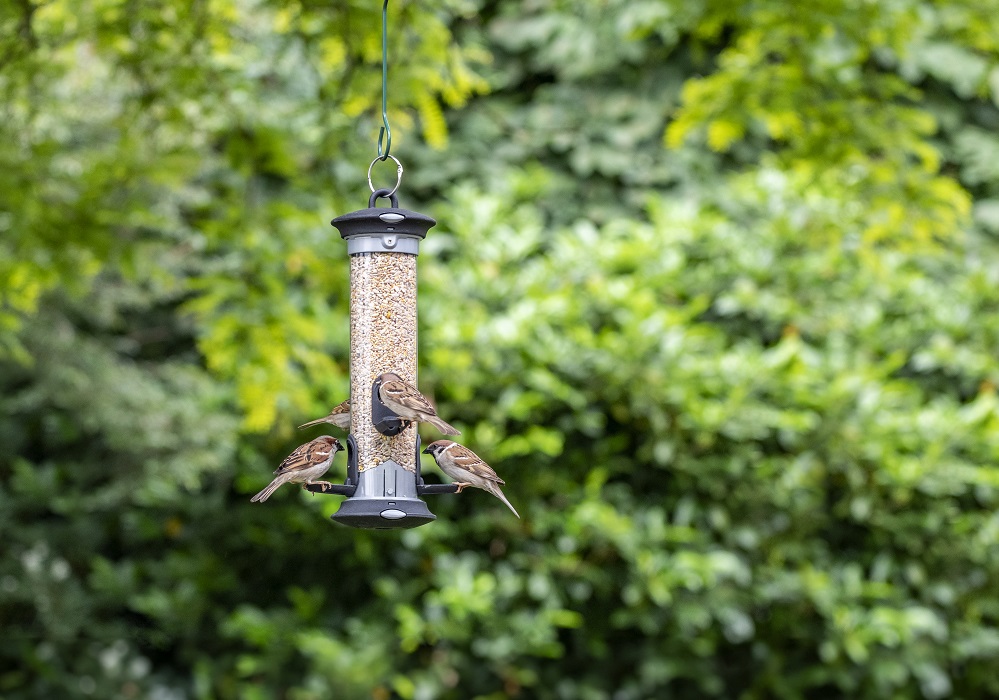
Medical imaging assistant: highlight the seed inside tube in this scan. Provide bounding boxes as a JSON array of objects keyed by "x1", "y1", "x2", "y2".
[{"x1": 350, "y1": 252, "x2": 418, "y2": 473}]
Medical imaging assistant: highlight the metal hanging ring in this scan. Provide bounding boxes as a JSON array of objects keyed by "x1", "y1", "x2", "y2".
[{"x1": 367, "y1": 154, "x2": 403, "y2": 197}]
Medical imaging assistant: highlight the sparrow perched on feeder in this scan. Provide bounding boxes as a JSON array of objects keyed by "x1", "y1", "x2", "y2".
[
  {"x1": 250, "y1": 436, "x2": 343, "y2": 503},
  {"x1": 422, "y1": 440, "x2": 519, "y2": 518},
  {"x1": 298, "y1": 399, "x2": 351, "y2": 430},
  {"x1": 377, "y1": 372, "x2": 460, "y2": 435}
]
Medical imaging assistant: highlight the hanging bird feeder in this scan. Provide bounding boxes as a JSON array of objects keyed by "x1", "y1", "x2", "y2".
[
  {"x1": 254, "y1": 0, "x2": 519, "y2": 525},
  {"x1": 300, "y1": 0, "x2": 457, "y2": 529},
  {"x1": 308, "y1": 182, "x2": 457, "y2": 529}
]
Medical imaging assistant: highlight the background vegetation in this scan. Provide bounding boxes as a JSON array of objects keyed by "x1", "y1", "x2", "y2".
[{"x1": 3, "y1": 0, "x2": 999, "y2": 697}]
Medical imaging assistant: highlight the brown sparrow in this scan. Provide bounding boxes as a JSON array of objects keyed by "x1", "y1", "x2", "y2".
[
  {"x1": 250, "y1": 436, "x2": 343, "y2": 503},
  {"x1": 423, "y1": 440, "x2": 519, "y2": 517},
  {"x1": 298, "y1": 399, "x2": 351, "y2": 430},
  {"x1": 377, "y1": 372, "x2": 460, "y2": 435}
]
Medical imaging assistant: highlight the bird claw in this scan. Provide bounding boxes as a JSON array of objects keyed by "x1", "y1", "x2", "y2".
[{"x1": 454, "y1": 482, "x2": 470, "y2": 493}]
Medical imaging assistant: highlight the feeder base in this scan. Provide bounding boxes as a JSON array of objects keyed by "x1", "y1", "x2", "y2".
[{"x1": 330, "y1": 497, "x2": 436, "y2": 530}]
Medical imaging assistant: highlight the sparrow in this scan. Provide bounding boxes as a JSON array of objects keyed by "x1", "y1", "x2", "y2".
[
  {"x1": 377, "y1": 372, "x2": 460, "y2": 435},
  {"x1": 298, "y1": 399, "x2": 351, "y2": 430},
  {"x1": 423, "y1": 440, "x2": 519, "y2": 518},
  {"x1": 250, "y1": 436, "x2": 343, "y2": 503}
]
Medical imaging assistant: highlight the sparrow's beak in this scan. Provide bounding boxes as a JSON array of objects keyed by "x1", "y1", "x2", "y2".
[{"x1": 422, "y1": 446, "x2": 432, "y2": 454}]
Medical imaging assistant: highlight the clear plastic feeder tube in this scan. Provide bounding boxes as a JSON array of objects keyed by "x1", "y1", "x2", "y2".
[
  {"x1": 328, "y1": 190, "x2": 437, "y2": 529},
  {"x1": 349, "y1": 252, "x2": 418, "y2": 472}
]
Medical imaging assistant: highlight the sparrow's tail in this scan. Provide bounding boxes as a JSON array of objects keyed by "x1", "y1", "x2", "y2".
[
  {"x1": 487, "y1": 483, "x2": 520, "y2": 518},
  {"x1": 297, "y1": 417, "x2": 329, "y2": 429},
  {"x1": 251, "y1": 475, "x2": 290, "y2": 503},
  {"x1": 427, "y1": 415, "x2": 461, "y2": 436}
]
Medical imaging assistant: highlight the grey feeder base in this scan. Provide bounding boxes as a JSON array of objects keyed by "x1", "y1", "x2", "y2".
[
  {"x1": 331, "y1": 496, "x2": 436, "y2": 530},
  {"x1": 329, "y1": 457, "x2": 442, "y2": 530},
  {"x1": 311, "y1": 436, "x2": 457, "y2": 530}
]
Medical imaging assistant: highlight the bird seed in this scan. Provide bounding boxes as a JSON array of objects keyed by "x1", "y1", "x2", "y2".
[{"x1": 349, "y1": 252, "x2": 418, "y2": 473}]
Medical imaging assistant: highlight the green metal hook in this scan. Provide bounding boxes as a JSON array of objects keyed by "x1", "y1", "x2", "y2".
[{"x1": 376, "y1": 0, "x2": 391, "y2": 160}]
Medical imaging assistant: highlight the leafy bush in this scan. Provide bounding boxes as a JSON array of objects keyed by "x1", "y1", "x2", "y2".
[{"x1": 3, "y1": 0, "x2": 999, "y2": 698}]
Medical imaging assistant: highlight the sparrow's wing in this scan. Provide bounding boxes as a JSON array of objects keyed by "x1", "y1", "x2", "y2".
[
  {"x1": 447, "y1": 444, "x2": 505, "y2": 484},
  {"x1": 274, "y1": 438, "x2": 336, "y2": 475},
  {"x1": 383, "y1": 379, "x2": 438, "y2": 415}
]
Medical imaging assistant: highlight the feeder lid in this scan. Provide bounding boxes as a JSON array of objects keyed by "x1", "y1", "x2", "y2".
[{"x1": 331, "y1": 189, "x2": 436, "y2": 241}]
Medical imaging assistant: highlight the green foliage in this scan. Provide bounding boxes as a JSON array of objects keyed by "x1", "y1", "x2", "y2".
[
  {"x1": 414, "y1": 169, "x2": 999, "y2": 697},
  {"x1": 0, "y1": 0, "x2": 485, "y2": 427},
  {"x1": 3, "y1": 0, "x2": 999, "y2": 698}
]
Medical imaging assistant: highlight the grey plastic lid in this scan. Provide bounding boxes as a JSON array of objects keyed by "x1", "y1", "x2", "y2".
[{"x1": 331, "y1": 189, "x2": 436, "y2": 256}]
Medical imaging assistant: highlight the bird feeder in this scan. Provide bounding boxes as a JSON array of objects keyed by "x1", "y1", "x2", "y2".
[{"x1": 306, "y1": 173, "x2": 457, "y2": 529}]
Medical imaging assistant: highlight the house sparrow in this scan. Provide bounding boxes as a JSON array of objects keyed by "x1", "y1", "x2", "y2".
[
  {"x1": 377, "y1": 372, "x2": 460, "y2": 435},
  {"x1": 423, "y1": 440, "x2": 519, "y2": 518},
  {"x1": 298, "y1": 399, "x2": 351, "y2": 430},
  {"x1": 250, "y1": 436, "x2": 343, "y2": 503}
]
